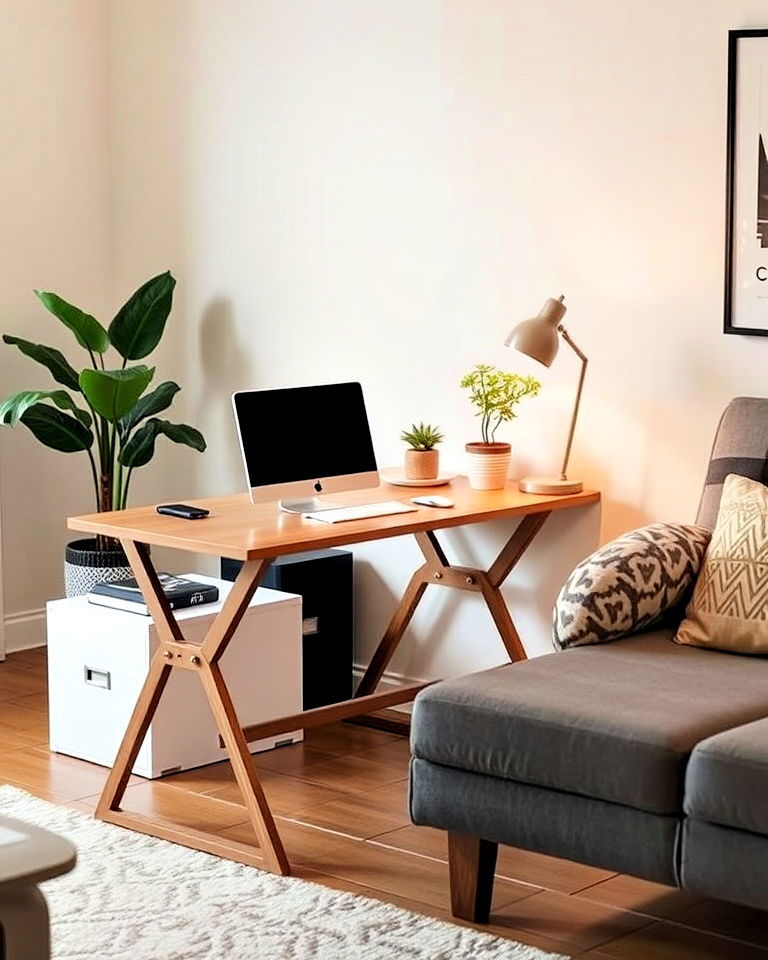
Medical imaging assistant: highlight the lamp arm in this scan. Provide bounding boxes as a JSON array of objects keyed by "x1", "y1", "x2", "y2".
[{"x1": 558, "y1": 326, "x2": 588, "y2": 480}]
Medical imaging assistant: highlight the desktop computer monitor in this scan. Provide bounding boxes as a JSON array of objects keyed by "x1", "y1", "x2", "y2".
[{"x1": 232, "y1": 382, "x2": 380, "y2": 513}]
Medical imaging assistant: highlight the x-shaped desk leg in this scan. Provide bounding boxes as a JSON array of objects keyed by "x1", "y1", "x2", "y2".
[
  {"x1": 355, "y1": 512, "x2": 551, "y2": 698},
  {"x1": 95, "y1": 540, "x2": 290, "y2": 876},
  {"x1": 94, "y1": 511, "x2": 551, "y2": 876}
]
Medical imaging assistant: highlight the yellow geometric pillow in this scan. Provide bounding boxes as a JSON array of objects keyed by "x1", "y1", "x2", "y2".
[{"x1": 675, "y1": 474, "x2": 768, "y2": 654}]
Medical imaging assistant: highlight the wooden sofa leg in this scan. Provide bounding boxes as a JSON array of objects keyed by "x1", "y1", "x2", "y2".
[{"x1": 448, "y1": 832, "x2": 498, "y2": 923}]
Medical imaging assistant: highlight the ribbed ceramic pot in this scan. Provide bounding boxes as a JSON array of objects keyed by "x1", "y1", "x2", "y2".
[
  {"x1": 465, "y1": 442, "x2": 511, "y2": 490},
  {"x1": 64, "y1": 538, "x2": 133, "y2": 598},
  {"x1": 404, "y1": 449, "x2": 439, "y2": 481}
]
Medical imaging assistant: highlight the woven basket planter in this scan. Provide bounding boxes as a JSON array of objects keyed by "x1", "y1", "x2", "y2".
[{"x1": 64, "y1": 538, "x2": 134, "y2": 598}]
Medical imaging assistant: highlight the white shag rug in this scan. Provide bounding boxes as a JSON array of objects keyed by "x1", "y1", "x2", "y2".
[{"x1": 0, "y1": 785, "x2": 568, "y2": 960}]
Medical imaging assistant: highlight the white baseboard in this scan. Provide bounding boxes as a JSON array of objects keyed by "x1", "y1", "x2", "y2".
[
  {"x1": 5, "y1": 608, "x2": 46, "y2": 653},
  {"x1": 351, "y1": 662, "x2": 428, "y2": 714}
]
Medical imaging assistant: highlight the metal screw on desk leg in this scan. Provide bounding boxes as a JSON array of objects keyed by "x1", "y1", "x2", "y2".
[
  {"x1": 190, "y1": 655, "x2": 201, "y2": 665},
  {"x1": 466, "y1": 576, "x2": 475, "y2": 585},
  {"x1": 163, "y1": 651, "x2": 173, "y2": 660},
  {"x1": 434, "y1": 572, "x2": 442, "y2": 580}
]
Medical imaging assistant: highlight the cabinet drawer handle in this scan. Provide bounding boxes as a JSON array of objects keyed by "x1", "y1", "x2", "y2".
[{"x1": 84, "y1": 666, "x2": 111, "y2": 690}]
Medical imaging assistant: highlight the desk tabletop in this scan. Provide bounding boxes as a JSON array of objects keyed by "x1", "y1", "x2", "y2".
[{"x1": 68, "y1": 477, "x2": 600, "y2": 561}]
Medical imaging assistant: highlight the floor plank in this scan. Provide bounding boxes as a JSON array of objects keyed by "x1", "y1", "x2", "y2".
[
  {"x1": 303, "y1": 722, "x2": 402, "y2": 756},
  {"x1": 296, "y1": 752, "x2": 408, "y2": 792},
  {"x1": 165, "y1": 758, "x2": 349, "y2": 815},
  {"x1": 9, "y1": 692, "x2": 48, "y2": 713},
  {"x1": 374, "y1": 823, "x2": 617, "y2": 895},
  {"x1": 8, "y1": 648, "x2": 47, "y2": 666},
  {"x1": 583, "y1": 920, "x2": 768, "y2": 959},
  {"x1": 0, "y1": 746, "x2": 139, "y2": 802},
  {"x1": 288, "y1": 779, "x2": 411, "y2": 838},
  {"x1": 222, "y1": 816, "x2": 540, "y2": 913},
  {"x1": 666, "y1": 898, "x2": 768, "y2": 949},
  {"x1": 0, "y1": 700, "x2": 49, "y2": 742},
  {"x1": 118, "y1": 780, "x2": 253, "y2": 834},
  {"x1": 247, "y1": 740, "x2": 338, "y2": 775},
  {"x1": 576, "y1": 874, "x2": 702, "y2": 919},
  {"x1": 483, "y1": 889, "x2": 651, "y2": 952}
]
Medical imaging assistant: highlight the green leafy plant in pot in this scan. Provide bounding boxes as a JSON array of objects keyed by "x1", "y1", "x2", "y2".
[
  {"x1": 400, "y1": 422, "x2": 444, "y2": 481},
  {"x1": 460, "y1": 363, "x2": 540, "y2": 490},
  {"x1": 0, "y1": 272, "x2": 206, "y2": 596}
]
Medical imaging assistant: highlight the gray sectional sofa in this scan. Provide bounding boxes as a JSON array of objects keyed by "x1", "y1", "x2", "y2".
[{"x1": 409, "y1": 397, "x2": 768, "y2": 921}]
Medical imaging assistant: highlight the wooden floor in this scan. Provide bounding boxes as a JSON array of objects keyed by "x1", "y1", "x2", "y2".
[{"x1": 2, "y1": 648, "x2": 768, "y2": 958}]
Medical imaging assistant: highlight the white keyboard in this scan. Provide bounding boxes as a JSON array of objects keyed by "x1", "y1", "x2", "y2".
[{"x1": 302, "y1": 500, "x2": 418, "y2": 524}]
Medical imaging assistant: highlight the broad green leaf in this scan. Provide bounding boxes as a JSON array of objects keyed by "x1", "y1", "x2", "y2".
[
  {"x1": 108, "y1": 271, "x2": 176, "y2": 360},
  {"x1": 34, "y1": 290, "x2": 109, "y2": 354},
  {"x1": 118, "y1": 419, "x2": 160, "y2": 468},
  {"x1": 3, "y1": 336, "x2": 80, "y2": 391},
  {"x1": 0, "y1": 390, "x2": 91, "y2": 428},
  {"x1": 119, "y1": 381, "x2": 180, "y2": 436},
  {"x1": 119, "y1": 417, "x2": 206, "y2": 468},
  {"x1": 79, "y1": 366, "x2": 155, "y2": 423},
  {"x1": 155, "y1": 419, "x2": 206, "y2": 452},
  {"x1": 20, "y1": 403, "x2": 93, "y2": 453}
]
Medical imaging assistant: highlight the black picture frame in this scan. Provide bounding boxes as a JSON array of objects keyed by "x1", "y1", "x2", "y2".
[{"x1": 724, "y1": 28, "x2": 768, "y2": 337}]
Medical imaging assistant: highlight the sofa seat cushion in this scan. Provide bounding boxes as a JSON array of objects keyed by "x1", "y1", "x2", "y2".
[
  {"x1": 685, "y1": 717, "x2": 768, "y2": 835},
  {"x1": 411, "y1": 628, "x2": 768, "y2": 815}
]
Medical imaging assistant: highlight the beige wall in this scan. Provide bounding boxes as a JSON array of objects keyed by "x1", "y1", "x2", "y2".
[
  {"x1": 0, "y1": 0, "x2": 111, "y2": 651},
  {"x1": 106, "y1": 0, "x2": 768, "y2": 679},
  {"x1": 5, "y1": 1, "x2": 768, "y2": 676}
]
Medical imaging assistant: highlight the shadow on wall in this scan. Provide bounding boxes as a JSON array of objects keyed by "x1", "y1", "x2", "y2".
[
  {"x1": 351, "y1": 553, "x2": 464, "y2": 683},
  {"x1": 352, "y1": 559, "x2": 400, "y2": 675},
  {"x1": 196, "y1": 297, "x2": 256, "y2": 493}
]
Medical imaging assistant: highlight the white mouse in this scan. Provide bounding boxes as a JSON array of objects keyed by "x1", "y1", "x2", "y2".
[{"x1": 411, "y1": 495, "x2": 454, "y2": 508}]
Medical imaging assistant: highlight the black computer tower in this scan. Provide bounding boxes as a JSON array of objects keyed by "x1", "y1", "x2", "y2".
[{"x1": 220, "y1": 549, "x2": 353, "y2": 710}]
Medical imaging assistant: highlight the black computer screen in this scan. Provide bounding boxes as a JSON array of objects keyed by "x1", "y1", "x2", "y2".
[{"x1": 233, "y1": 382, "x2": 378, "y2": 488}]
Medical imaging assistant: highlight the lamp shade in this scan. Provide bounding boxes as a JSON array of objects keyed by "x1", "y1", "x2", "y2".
[{"x1": 504, "y1": 296, "x2": 567, "y2": 368}]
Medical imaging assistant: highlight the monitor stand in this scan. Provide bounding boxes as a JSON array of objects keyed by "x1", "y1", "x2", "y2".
[{"x1": 279, "y1": 498, "x2": 346, "y2": 515}]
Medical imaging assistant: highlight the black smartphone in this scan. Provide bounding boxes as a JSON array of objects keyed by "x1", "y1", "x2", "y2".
[{"x1": 156, "y1": 503, "x2": 210, "y2": 520}]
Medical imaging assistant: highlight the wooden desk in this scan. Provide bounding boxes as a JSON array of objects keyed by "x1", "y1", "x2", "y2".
[{"x1": 69, "y1": 478, "x2": 599, "y2": 876}]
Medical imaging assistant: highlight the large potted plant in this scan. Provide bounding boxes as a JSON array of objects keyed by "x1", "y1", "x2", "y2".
[
  {"x1": 0, "y1": 272, "x2": 206, "y2": 596},
  {"x1": 460, "y1": 363, "x2": 540, "y2": 490}
]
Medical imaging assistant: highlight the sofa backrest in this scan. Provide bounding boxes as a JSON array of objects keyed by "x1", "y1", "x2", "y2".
[{"x1": 696, "y1": 397, "x2": 768, "y2": 530}]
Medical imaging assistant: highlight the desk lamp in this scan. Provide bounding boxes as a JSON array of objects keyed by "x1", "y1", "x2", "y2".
[{"x1": 505, "y1": 295, "x2": 586, "y2": 495}]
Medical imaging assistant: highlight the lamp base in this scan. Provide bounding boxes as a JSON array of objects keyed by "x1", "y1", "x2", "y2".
[{"x1": 519, "y1": 476, "x2": 584, "y2": 496}]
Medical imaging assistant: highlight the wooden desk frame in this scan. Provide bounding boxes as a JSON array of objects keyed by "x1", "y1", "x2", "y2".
[
  {"x1": 93, "y1": 512, "x2": 551, "y2": 875},
  {"x1": 70, "y1": 481, "x2": 599, "y2": 875}
]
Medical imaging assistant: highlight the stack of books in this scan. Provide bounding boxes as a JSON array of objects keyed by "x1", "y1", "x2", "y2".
[{"x1": 87, "y1": 574, "x2": 219, "y2": 616}]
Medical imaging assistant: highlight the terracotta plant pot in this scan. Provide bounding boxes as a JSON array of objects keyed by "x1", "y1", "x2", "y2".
[
  {"x1": 465, "y1": 442, "x2": 511, "y2": 490},
  {"x1": 404, "y1": 449, "x2": 439, "y2": 481}
]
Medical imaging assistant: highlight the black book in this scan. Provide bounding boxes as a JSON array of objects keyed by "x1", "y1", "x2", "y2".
[{"x1": 86, "y1": 573, "x2": 219, "y2": 616}]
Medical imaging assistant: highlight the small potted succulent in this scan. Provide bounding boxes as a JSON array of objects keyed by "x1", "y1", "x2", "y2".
[
  {"x1": 400, "y1": 422, "x2": 444, "y2": 481},
  {"x1": 460, "y1": 363, "x2": 540, "y2": 490}
]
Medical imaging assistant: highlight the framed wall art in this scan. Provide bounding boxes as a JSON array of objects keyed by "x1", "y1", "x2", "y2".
[{"x1": 724, "y1": 28, "x2": 768, "y2": 336}]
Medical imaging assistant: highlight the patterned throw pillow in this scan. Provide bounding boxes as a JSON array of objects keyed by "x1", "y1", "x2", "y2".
[
  {"x1": 554, "y1": 523, "x2": 711, "y2": 650},
  {"x1": 675, "y1": 474, "x2": 768, "y2": 654}
]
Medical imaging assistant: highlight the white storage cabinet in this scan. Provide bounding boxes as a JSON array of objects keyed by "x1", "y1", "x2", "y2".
[{"x1": 47, "y1": 575, "x2": 303, "y2": 778}]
